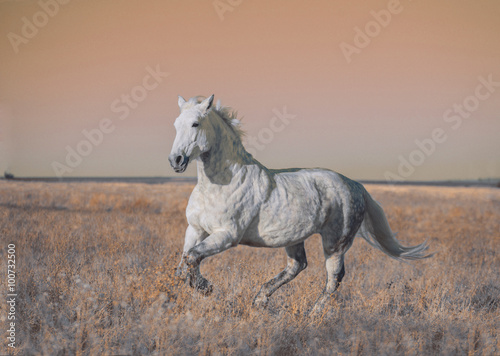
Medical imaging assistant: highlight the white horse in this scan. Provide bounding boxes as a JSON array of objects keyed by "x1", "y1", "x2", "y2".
[{"x1": 169, "y1": 95, "x2": 431, "y2": 313}]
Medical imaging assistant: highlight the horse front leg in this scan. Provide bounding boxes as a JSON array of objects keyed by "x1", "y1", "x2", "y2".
[
  {"x1": 175, "y1": 225, "x2": 207, "y2": 280},
  {"x1": 184, "y1": 230, "x2": 238, "y2": 295}
]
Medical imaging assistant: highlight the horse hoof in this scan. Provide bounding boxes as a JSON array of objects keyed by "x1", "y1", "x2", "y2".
[
  {"x1": 175, "y1": 269, "x2": 190, "y2": 284},
  {"x1": 197, "y1": 284, "x2": 213, "y2": 296},
  {"x1": 307, "y1": 302, "x2": 328, "y2": 319},
  {"x1": 252, "y1": 295, "x2": 269, "y2": 309},
  {"x1": 196, "y1": 278, "x2": 213, "y2": 296},
  {"x1": 174, "y1": 268, "x2": 185, "y2": 279}
]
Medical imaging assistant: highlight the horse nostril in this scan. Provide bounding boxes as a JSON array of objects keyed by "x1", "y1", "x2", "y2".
[{"x1": 175, "y1": 155, "x2": 183, "y2": 165}]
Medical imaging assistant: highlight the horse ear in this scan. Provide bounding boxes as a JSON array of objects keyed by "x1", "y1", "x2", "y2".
[
  {"x1": 199, "y1": 94, "x2": 214, "y2": 114},
  {"x1": 178, "y1": 96, "x2": 186, "y2": 110}
]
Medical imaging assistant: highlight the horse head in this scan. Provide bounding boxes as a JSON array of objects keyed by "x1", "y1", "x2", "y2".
[{"x1": 169, "y1": 95, "x2": 214, "y2": 173}]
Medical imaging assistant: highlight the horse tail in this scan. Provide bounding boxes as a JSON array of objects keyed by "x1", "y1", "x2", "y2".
[{"x1": 358, "y1": 190, "x2": 433, "y2": 261}]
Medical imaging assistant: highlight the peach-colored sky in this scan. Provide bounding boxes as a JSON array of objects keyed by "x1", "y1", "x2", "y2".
[{"x1": 0, "y1": 0, "x2": 499, "y2": 180}]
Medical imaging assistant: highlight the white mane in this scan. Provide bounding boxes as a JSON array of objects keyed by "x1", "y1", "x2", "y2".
[{"x1": 184, "y1": 96, "x2": 245, "y2": 139}]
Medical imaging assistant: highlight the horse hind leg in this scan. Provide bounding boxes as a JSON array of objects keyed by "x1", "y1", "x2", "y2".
[
  {"x1": 310, "y1": 251, "x2": 345, "y2": 315},
  {"x1": 253, "y1": 242, "x2": 307, "y2": 308},
  {"x1": 310, "y1": 233, "x2": 353, "y2": 316}
]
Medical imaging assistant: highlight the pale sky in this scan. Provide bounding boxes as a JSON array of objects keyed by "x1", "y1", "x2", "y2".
[{"x1": 0, "y1": 0, "x2": 499, "y2": 180}]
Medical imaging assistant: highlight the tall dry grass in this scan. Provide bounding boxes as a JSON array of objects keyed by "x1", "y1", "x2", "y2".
[{"x1": 0, "y1": 181, "x2": 499, "y2": 355}]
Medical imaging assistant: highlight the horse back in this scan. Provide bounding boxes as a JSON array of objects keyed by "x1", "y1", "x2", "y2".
[{"x1": 241, "y1": 168, "x2": 365, "y2": 247}]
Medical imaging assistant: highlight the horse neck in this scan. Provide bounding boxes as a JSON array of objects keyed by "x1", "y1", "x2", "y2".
[{"x1": 197, "y1": 114, "x2": 254, "y2": 185}]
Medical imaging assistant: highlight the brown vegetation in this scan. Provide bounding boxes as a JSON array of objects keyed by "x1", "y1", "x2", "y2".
[{"x1": 0, "y1": 181, "x2": 499, "y2": 355}]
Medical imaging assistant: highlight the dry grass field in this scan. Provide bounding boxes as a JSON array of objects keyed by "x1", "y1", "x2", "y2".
[{"x1": 0, "y1": 180, "x2": 499, "y2": 355}]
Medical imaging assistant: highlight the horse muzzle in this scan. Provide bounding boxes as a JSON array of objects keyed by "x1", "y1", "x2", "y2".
[{"x1": 169, "y1": 154, "x2": 189, "y2": 173}]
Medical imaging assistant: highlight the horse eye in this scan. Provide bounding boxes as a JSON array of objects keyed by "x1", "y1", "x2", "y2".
[{"x1": 192, "y1": 123, "x2": 199, "y2": 128}]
